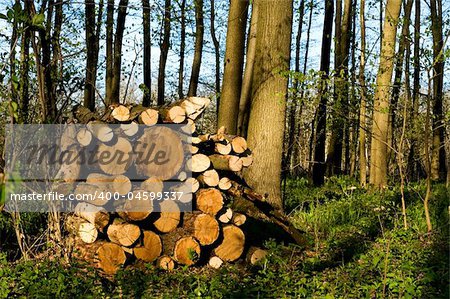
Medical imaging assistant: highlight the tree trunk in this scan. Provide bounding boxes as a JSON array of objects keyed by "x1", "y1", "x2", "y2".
[
  {"x1": 105, "y1": 0, "x2": 114, "y2": 104},
  {"x1": 237, "y1": 0, "x2": 259, "y2": 137},
  {"x1": 218, "y1": 0, "x2": 249, "y2": 134},
  {"x1": 178, "y1": 0, "x2": 186, "y2": 99},
  {"x1": 110, "y1": 0, "x2": 129, "y2": 104},
  {"x1": 84, "y1": 0, "x2": 103, "y2": 111},
  {"x1": 244, "y1": 0, "x2": 293, "y2": 210},
  {"x1": 187, "y1": 0, "x2": 204, "y2": 97},
  {"x1": 283, "y1": 0, "x2": 305, "y2": 178},
  {"x1": 407, "y1": 0, "x2": 421, "y2": 181},
  {"x1": 359, "y1": 0, "x2": 367, "y2": 186},
  {"x1": 369, "y1": 0, "x2": 402, "y2": 188},
  {"x1": 430, "y1": 0, "x2": 446, "y2": 181},
  {"x1": 311, "y1": 0, "x2": 333, "y2": 186},
  {"x1": 210, "y1": 0, "x2": 221, "y2": 108},
  {"x1": 326, "y1": 0, "x2": 352, "y2": 176},
  {"x1": 19, "y1": 2, "x2": 31, "y2": 122},
  {"x1": 142, "y1": 0, "x2": 152, "y2": 106},
  {"x1": 157, "y1": 0, "x2": 171, "y2": 105}
]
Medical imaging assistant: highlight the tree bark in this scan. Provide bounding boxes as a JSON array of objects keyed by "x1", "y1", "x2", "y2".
[
  {"x1": 178, "y1": 0, "x2": 186, "y2": 99},
  {"x1": 237, "y1": 0, "x2": 259, "y2": 136},
  {"x1": 110, "y1": 0, "x2": 129, "y2": 104},
  {"x1": 105, "y1": 0, "x2": 114, "y2": 104},
  {"x1": 369, "y1": 0, "x2": 402, "y2": 188},
  {"x1": 210, "y1": 0, "x2": 221, "y2": 107},
  {"x1": 142, "y1": 0, "x2": 152, "y2": 106},
  {"x1": 187, "y1": 0, "x2": 204, "y2": 97},
  {"x1": 311, "y1": 0, "x2": 334, "y2": 186},
  {"x1": 157, "y1": 0, "x2": 171, "y2": 105},
  {"x1": 430, "y1": 0, "x2": 446, "y2": 181},
  {"x1": 84, "y1": 0, "x2": 103, "y2": 111},
  {"x1": 326, "y1": 0, "x2": 352, "y2": 176},
  {"x1": 359, "y1": 0, "x2": 367, "y2": 186},
  {"x1": 218, "y1": 0, "x2": 249, "y2": 134},
  {"x1": 244, "y1": 0, "x2": 293, "y2": 210}
]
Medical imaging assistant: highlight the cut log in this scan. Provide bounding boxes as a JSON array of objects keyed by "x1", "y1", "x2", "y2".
[
  {"x1": 186, "y1": 177, "x2": 200, "y2": 193},
  {"x1": 195, "y1": 188, "x2": 224, "y2": 215},
  {"x1": 160, "y1": 105, "x2": 186, "y2": 123},
  {"x1": 107, "y1": 219, "x2": 141, "y2": 247},
  {"x1": 54, "y1": 151, "x2": 81, "y2": 183},
  {"x1": 232, "y1": 213, "x2": 247, "y2": 226},
  {"x1": 246, "y1": 247, "x2": 267, "y2": 265},
  {"x1": 157, "y1": 255, "x2": 175, "y2": 270},
  {"x1": 240, "y1": 155, "x2": 253, "y2": 167},
  {"x1": 209, "y1": 154, "x2": 243, "y2": 172},
  {"x1": 193, "y1": 213, "x2": 219, "y2": 245},
  {"x1": 197, "y1": 169, "x2": 219, "y2": 187},
  {"x1": 65, "y1": 215, "x2": 98, "y2": 244},
  {"x1": 192, "y1": 134, "x2": 210, "y2": 145},
  {"x1": 189, "y1": 154, "x2": 211, "y2": 172},
  {"x1": 74, "y1": 202, "x2": 110, "y2": 230},
  {"x1": 135, "y1": 127, "x2": 184, "y2": 180},
  {"x1": 139, "y1": 109, "x2": 159, "y2": 125},
  {"x1": 218, "y1": 208, "x2": 233, "y2": 223},
  {"x1": 96, "y1": 242, "x2": 127, "y2": 275},
  {"x1": 214, "y1": 225, "x2": 245, "y2": 262},
  {"x1": 118, "y1": 190, "x2": 153, "y2": 221},
  {"x1": 140, "y1": 177, "x2": 164, "y2": 193},
  {"x1": 208, "y1": 256, "x2": 223, "y2": 269},
  {"x1": 76, "y1": 128, "x2": 92, "y2": 147},
  {"x1": 85, "y1": 173, "x2": 132, "y2": 196},
  {"x1": 230, "y1": 136, "x2": 247, "y2": 154},
  {"x1": 98, "y1": 137, "x2": 133, "y2": 175},
  {"x1": 134, "y1": 231, "x2": 162, "y2": 262},
  {"x1": 87, "y1": 121, "x2": 114, "y2": 142},
  {"x1": 120, "y1": 122, "x2": 139, "y2": 137},
  {"x1": 154, "y1": 200, "x2": 181, "y2": 233},
  {"x1": 215, "y1": 141, "x2": 232, "y2": 155},
  {"x1": 218, "y1": 177, "x2": 232, "y2": 191},
  {"x1": 173, "y1": 236, "x2": 201, "y2": 266},
  {"x1": 111, "y1": 105, "x2": 130, "y2": 122}
]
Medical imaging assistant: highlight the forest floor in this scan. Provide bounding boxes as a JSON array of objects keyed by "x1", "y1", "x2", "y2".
[{"x1": 0, "y1": 177, "x2": 448, "y2": 298}]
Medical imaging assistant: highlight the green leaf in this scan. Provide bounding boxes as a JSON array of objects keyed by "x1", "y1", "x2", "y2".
[
  {"x1": 0, "y1": 13, "x2": 7, "y2": 20},
  {"x1": 31, "y1": 13, "x2": 45, "y2": 27},
  {"x1": 10, "y1": 101, "x2": 18, "y2": 111}
]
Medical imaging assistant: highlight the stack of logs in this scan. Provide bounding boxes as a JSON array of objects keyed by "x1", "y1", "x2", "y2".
[{"x1": 63, "y1": 97, "x2": 304, "y2": 275}]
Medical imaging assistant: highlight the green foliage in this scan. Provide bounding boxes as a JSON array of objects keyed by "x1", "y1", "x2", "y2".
[{"x1": 0, "y1": 179, "x2": 447, "y2": 297}]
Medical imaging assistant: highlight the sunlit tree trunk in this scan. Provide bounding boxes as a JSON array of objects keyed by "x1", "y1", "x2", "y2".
[
  {"x1": 369, "y1": 0, "x2": 402, "y2": 188},
  {"x1": 178, "y1": 0, "x2": 186, "y2": 99},
  {"x1": 359, "y1": 0, "x2": 367, "y2": 186},
  {"x1": 218, "y1": 0, "x2": 249, "y2": 134},
  {"x1": 210, "y1": 0, "x2": 221, "y2": 109},
  {"x1": 188, "y1": 0, "x2": 204, "y2": 96},
  {"x1": 105, "y1": 0, "x2": 114, "y2": 104},
  {"x1": 244, "y1": 0, "x2": 293, "y2": 210}
]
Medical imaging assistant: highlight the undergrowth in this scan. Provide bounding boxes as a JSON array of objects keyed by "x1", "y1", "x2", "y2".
[{"x1": 0, "y1": 178, "x2": 448, "y2": 298}]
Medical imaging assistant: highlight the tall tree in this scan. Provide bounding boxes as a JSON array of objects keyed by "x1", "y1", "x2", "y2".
[
  {"x1": 326, "y1": 0, "x2": 352, "y2": 176},
  {"x1": 84, "y1": 0, "x2": 103, "y2": 111},
  {"x1": 217, "y1": 0, "x2": 249, "y2": 134},
  {"x1": 19, "y1": 1, "x2": 31, "y2": 122},
  {"x1": 284, "y1": 0, "x2": 305, "y2": 176},
  {"x1": 407, "y1": 0, "x2": 421, "y2": 180},
  {"x1": 311, "y1": 0, "x2": 334, "y2": 185},
  {"x1": 105, "y1": 0, "x2": 114, "y2": 104},
  {"x1": 388, "y1": 0, "x2": 413, "y2": 161},
  {"x1": 237, "y1": 0, "x2": 259, "y2": 136},
  {"x1": 430, "y1": 0, "x2": 446, "y2": 181},
  {"x1": 210, "y1": 0, "x2": 221, "y2": 102},
  {"x1": 358, "y1": 0, "x2": 367, "y2": 186},
  {"x1": 178, "y1": 0, "x2": 186, "y2": 99},
  {"x1": 187, "y1": 0, "x2": 204, "y2": 96},
  {"x1": 369, "y1": 0, "x2": 402, "y2": 188},
  {"x1": 244, "y1": 0, "x2": 293, "y2": 210},
  {"x1": 157, "y1": 0, "x2": 171, "y2": 105},
  {"x1": 108, "y1": 0, "x2": 128, "y2": 104},
  {"x1": 142, "y1": 0, "x2": 152, "y2": 106}
]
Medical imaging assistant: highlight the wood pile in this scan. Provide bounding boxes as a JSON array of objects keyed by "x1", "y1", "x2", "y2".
[{"x1": 61, "y1": 97, "x2": 305, "y2": 275}]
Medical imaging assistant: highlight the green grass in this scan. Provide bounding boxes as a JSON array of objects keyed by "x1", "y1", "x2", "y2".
[{"x1": 0, "y1": 178, "x2": 448, "y2": 298}]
